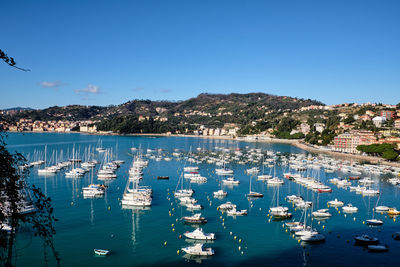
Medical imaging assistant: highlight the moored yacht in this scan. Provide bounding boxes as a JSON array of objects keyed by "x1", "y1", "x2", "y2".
[
  {"x1": 342, "y1": 204, "x2": 358, "y2": 213},
  {"x1": 182, "y1": 213, "x2": 207, "y2": 224},
  {"x1": 182, "y1": 243, "x2": 214, "y2": 256},
  {"x1": 327, "y1": 198, "x2": 344, "y2": 207},
  {"x1": 184, "y1": 228, "x2": 216, "y2": 240}
]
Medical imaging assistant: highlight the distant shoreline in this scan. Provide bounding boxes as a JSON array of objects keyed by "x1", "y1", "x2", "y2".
[{"x1": 7, "y1": 130, "x2": 400, "y2": 168}]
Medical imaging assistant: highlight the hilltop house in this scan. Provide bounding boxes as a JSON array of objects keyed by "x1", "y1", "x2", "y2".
[{"x1": 372, "y1": 116, "x2": 386, "y2": 127}]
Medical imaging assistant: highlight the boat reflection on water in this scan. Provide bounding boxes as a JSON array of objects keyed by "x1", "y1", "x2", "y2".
[
  {"x1": 121, "y1": 205, "x2": 151, "y2": 212},
  {"x1": 122, "y1": 205, "x2": 151, "y2": 250},
  {"x1": 185, "y1": 238, "x2": 215, "y2": 244},
  {"x1": 182, "y1": 253, "x2": 213, "y2": 264}
]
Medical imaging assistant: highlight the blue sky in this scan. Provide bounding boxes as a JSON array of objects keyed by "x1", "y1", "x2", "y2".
[{"x1": 1, "y1": 0, "x2": 399, "y2": 109}]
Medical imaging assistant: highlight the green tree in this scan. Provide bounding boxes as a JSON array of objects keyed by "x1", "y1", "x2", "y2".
[
  {"x1": 1, "y1": 51, "x2": 59, "y2": 266},
  {"x1": 382, "y1": 149, "x2": 399, "y2": 161}
]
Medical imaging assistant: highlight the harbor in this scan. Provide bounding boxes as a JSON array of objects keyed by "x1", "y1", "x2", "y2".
[{"x1": 3, "y1": 132, "x2": 400, "y2": 266}]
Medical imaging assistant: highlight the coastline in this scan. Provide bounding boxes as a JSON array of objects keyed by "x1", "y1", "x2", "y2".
[{"x1": 6, "y1": 130, "x2": 400, "y2": 168}]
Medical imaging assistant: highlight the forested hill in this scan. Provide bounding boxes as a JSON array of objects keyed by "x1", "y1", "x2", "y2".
[{"x1": 2, "y1": 93, "x2": 323, "y2": 134}]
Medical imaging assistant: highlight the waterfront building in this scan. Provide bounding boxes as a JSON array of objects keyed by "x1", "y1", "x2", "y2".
[
  {"x1": 351, "y1": 130, "x2": 378, "y2": 146},
  {"x1": 333, "y1": 133, "x2": 360, "y2": 154}
]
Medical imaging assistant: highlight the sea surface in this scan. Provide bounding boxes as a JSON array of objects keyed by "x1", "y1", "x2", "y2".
[{"x1": 4, "y1": 132, "x2": 400, "y2": 267}]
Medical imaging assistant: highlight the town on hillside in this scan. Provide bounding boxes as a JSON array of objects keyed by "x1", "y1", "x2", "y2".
[{"x1": 1, "y1": 97, "x2": 400, "y2": 161}]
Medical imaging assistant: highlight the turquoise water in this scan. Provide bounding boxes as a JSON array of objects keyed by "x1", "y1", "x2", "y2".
[{"x1": 4, "y1": 132, "x2": 400, "y2": 267}]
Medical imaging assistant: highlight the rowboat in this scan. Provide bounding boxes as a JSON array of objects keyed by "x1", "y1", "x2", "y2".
[{"x1": 94, "y1": 249, "x2": 109, "y2": 256}]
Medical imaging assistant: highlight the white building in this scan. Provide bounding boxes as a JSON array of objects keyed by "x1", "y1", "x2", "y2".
[
  {"x1": 314, "y1": 123, "x2": 325, "y2": 133},
  {"x1": 372, "y1": 116, "x2": 386, "y2": 127}
]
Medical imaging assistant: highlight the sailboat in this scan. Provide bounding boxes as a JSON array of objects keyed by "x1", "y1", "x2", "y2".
[
  {"x1": 366, "y1": 194, "x2": 384, "y2": 226},
  {"x1": 258, "y1": 156, "x2": 272, "y2": 180},
  {"x1": 95, "y1": 139, "x2": 106, "y2": 153},
  {"x1": 269, "y1": 182, "x2": 291, "y2": 219},
  {"x1": 38, "y1": 146, "x2": 57, "y2": 175},
  {"x1": 247, "y1": 175, "x2": 263, "y2": 198},
  {"x1": 215, "y1": 153, "x2": 234, "y2": 175},
  {"x1": 175, "y1": 165, "x2": 194, "y2": 198},
  {"x1": 83, "y1": 165, "x2": 106, "y2": 198}
]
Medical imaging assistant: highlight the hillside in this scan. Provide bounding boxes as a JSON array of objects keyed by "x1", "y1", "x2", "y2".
[{"x1": 2, "y1": 93, "x2": 323, "y2": 134}]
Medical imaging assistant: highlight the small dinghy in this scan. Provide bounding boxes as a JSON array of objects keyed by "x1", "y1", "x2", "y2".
[{"x1": 94, "y1": 249, "x2": 109, "y2": 256}]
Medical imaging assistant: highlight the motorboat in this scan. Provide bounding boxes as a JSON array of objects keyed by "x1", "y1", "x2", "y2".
[
  {"x1": 184, "y1": 228, "x2": 216, "y2": 240},
  {"x1": 213, "y1": 190, "x2": 227, "y2": 197},
  {"x1": 179, "y1": 197, "x2": 197, "y2": 204},
  {"x1": 295, "y1": 201, "x2": 312, "y2": 209},
  {"x1": 387, "y1": 208, "x2": 400, "y2": 216},
  {"x1": 354, "y1": 234, "x2": 379, "y2": 245},
  {"x1": 269, "y1": 206, "x2": 289, "y2": 215},
  {"x1": 366, "y1": 219, "x2": 384, "y2": 226},
  {"x1": 312, "y1": 209, "x2": 332, "y2": 218},
  {"x1": 183, "y1": 213, "x2": 207, "y2": 223},
  {"x1": 327, "y1": 198, "x2": 344, "y2": 207},
  {"x1": 317, "y1": 186, "x2": 332, "y2": 193},
  {"x1": 362, "y1": 189, "x2": 380, "y2": 196},
  {"x1": 286, "y1": 195, "x2": 303, "y2": 202},
  {"x1": 273, "y1": 210, "x2": 292, "y2": 219},
  {"x1": 185, "y1": 203, "x2": 203, "y2": 210},
  {"x1": 190, "y1": 176, "x2": 207, "y2": 183},
  {"x1": 227, "y1": 208, "x2": 247, "y2": 216},
  {"x1": 342, "y1": 204, "x2": 358, "y2": 213},
  {"x1": 375, "y1": 206, "x2": 390, "y2": 212},
  {"x1": 221, "y1": 177, "x2": 239, "y2": 185},
  {"x1": 182, "y1": 243, "x2": 214, "y2": 256},
  {"x1": 94, "y1": 249, "x2": 109, "y2": 256},
  {"x1": 218, "y1": 202, "x2": 237, "y2": 210},
  {"x1": 175, "y1": 189, "x2": 194, "y2": 198}
]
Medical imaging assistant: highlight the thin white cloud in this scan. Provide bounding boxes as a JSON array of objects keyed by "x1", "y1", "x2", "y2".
[
  {"x1": 75, "y1": 84, "x2": 101, "y2": 95},
  {"x1": 40, "y1": 81, "x2": 64, "y2": 88}
]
